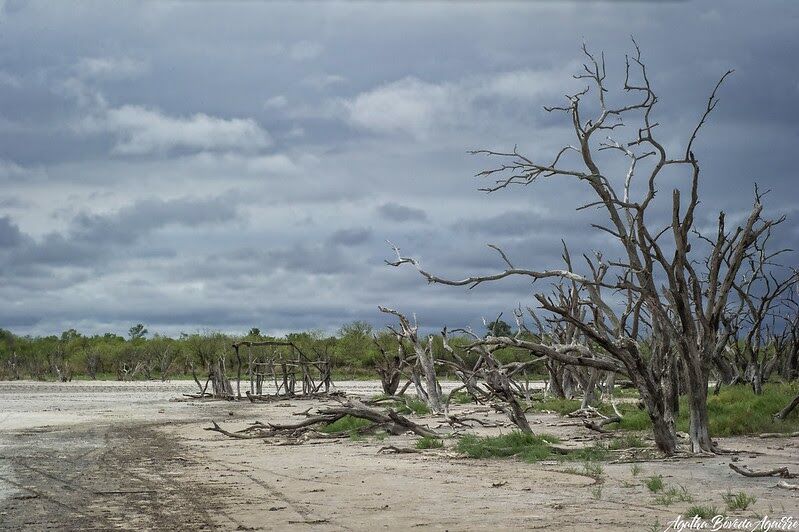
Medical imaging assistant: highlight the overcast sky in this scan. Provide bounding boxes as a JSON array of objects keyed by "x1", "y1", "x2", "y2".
[{"x1": 1, "y1": 1, "x2": 797, "y2": 338}]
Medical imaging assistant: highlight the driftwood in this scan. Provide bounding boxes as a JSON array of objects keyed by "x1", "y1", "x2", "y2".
[
  {"x1": 378, "y1": 445, "x2": 421, "y2": 454},
  {"x1": 583, "y1": 415, "x2": 622, "y2": 433},
  {"x1": 774, "y1": 393, "x2": 799, "y2": 421},
  {"x1": 245, "y1": 390, "x2": 345, "y2": 403},
  {"x1": 758, "y1": 431, "x2": 799, "y2": 439},
  {"x1": 777, "y1": 481, "x2": 799, "y2": 490},
  {"x1": 206, "y1": 399, "x2": 440, "y2": 443},
  {"x1": 728, "y1": 463, "x2": 797, "y2": 478}
]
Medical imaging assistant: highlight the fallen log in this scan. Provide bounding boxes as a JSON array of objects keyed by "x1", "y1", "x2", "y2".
[
  {"x1": 206, "y1": 398, "x2": 440, "y2": 442},
  {"x1": 758, "y1": 431, "x2": 799, "y2": 439},
  {"x1": 728, "y1": 463, "x2": 797, "y2": 479},
  {"x1": 583, "y1": 416, "x2": 622, "y2": 433},
  {"x1": 378, "y1": 445, "x2": 421, "y2": 454}
]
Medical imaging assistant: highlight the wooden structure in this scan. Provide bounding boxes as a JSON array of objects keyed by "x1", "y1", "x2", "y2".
[{"x1": 232, "y1": 340, "x2": 333, "y2": 400}]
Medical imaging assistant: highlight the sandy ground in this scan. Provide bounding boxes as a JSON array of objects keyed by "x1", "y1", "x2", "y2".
[{"x1": 0, "y1": 381, "x2": 797, "y2": 531}]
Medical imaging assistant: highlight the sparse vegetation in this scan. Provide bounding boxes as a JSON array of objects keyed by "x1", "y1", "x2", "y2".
[
  {"x1": 722, "y1": 491, "x2": 757, "y2": 511},
  {"x1": 645, "y1": 474, "x2": 664, "y2": 493},
  {"x1": 416, "y1": 436, "x2": 444, "y2": 449},
  {"x1": 687, "y1": 505, "x2": 719, "y2": 519},
  {"x1": 457, "y1": 432, "x2": 559, "y2": 462},
  {"x1": 607, "y1": 434, "x2": 646, "y2": 450},
  {"x1": 654, "y1": 485, "x2": 693, "y2": 506},
  {"x1": 456, "y1": 432, "x2": 608, "y2": 463},
  {"x1": 583, "y1": 462, "x2": 604, "y2": 479},
  {"x1": 319, "y1": 415, "x2": 374, "y2": 435},
  {"x1": 395, "y1": 397, "x2": 431, "y2": 416}
]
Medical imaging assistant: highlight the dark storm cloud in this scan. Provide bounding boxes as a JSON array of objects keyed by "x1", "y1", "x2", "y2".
[
  {"x1": 0, "y1": 215, "x2": 24, "y2": 247},
  {"x1": 0, "y1": 0, "x2": 797, "y2": 337},
  {"x1": 0, "y1": 195, "x2": 240, "y2": 273},
  {"x1": 377, "y1": 203, "x2": 428, "y2": 222},
  {"x1": 329, "y1": 227, "x2": 372, "y2": 247},
  {"x1": 69, "y1": 195, "x2": 240, "y2": 245}
]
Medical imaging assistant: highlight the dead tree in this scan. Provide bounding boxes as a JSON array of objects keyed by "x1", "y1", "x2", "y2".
[
  {"x1": 441, "y1": 325, "x2": 540, "y2": 432},
  {"x1": 373, "y1": 334, "x2": 409, "y2": 396},
  {"x1": 727, "y1": 234, "x2": 798, "y2": 394},
  {"x1": 378, "y1": 306, "x2": 443, "y2": 414},
  {"x1": 210, "y1": 356, "x2": 234, "y2": 398},
  {"x1": 206, "y1": 398, "x2": 440, "y2": 441},
  {"x1": 774, "y1": 291, "x2": 799, "y2": 381},
  {"x1": 387, "y1": 42, "x2": 786, "y2": 455}
]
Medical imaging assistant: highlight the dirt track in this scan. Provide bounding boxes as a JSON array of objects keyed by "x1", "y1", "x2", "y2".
[{"x1": 1, "y1": 381, "x2": 797, "y2": 531}]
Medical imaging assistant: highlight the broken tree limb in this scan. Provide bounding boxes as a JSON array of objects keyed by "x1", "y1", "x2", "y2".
[
  {"x1": 728, "y1": 463, "x2": 797, "y2": 478},
  {"x1": 206, "y1": 398, "x2": 440, "y2": 443},
  {"x1": 583, "y1": 415, "x2": 622, "y2": 433},
  {"x1": 378, "y1": 445, "x2": 421, "y2": 454},
  {"x1": 204, "y1": 421, "x2": 262, "y2": 439},
  {"x1": 758, "y1": 431, "x2": 799, "y2": 439},
  {"x1": 774, "y1": 392, "x2": 799, "y2": 421}
]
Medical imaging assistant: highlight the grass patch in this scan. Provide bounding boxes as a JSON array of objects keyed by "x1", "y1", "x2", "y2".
[
  {"x1": 447, "y1": 390, "x2": 473, "y2": 405},
  {"x1": 416, "y1": 436, "x2": 444, "y2": 449},
  {"x1": 654, "y1": 485, "x2": 693, "y2": 506},
  {"x1": 687, "y1": 505, "x2": 719, "y2": 519},
  {"x1": 319, "y1": 415, "x2": 373, "y2": 435},
  {"x1": 645, "y1": 474, "x2": 664, "y2": 493},
  {"x1": 608, "y1": 433, "x2": 646, "y2": 450},
  {"x1": 395, "y1": 397, "x2": 431, "y2": 416},
  {"x1": 529, "y1": 397, "x2": 581, "y2": 415},
  {"x1": 583, "y1": 462, "x2": 604, "y2": 479},
  {"x1": 569, "y1": 442, "x2": 610, "y2": 462},
  {"x1": 457, "y1": 432, "x2": 558, "y2": 461},
  {"x1": 598, "y1": 383, "x2": 799, "y2": 437},
  {"x1": 456, "y1": 431, "x2": 608, "y2": 463},
  {"x1": 701, "y1": 384, "x2": 799, "y2": 436},
  {"x1": 722, "y1": 491, "x2": 756, "y2": 511},
  {"x1": 630, "y1": 464, "x2": 642, "y2": 476}
]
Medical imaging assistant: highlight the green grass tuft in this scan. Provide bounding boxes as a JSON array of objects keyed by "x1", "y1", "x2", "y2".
[
  {"x1": 456, "y1": 432, "x2": 560, "y2": 462},
  {"x1": 583, "y1": 462, "x2": 604, "y2": 479},
  {"x1": 529, "y1": 397, "x2": 581, "y2": 415},
  {"x1": 654, "y1": 485, "x2": 693, "y2": 506},
  {"x1": 319, "y1": 415, "x2": 374, "y2": 434},
  {"x1": 447, "y1": 390, "x2": 474, "y2": 405},
  {"x1": 722, "y1": 491, "x2": 756, "y2": 511},
  {"x1": 687, "y1": 505, "x2": 719, "y2": 519},
  {"x1": 645, "y1": 474, "x2": 664, "y2": 493},
  {"x1": 416, "y1": 436, "x2": 444, "y2": 449},
  {"x1": 455, "y1": 431, "x2": 608, "y2": 463},
  {"x1": 608, "y1": 433, "x2": 646, "y2": 450},
  {"x1": 395, "y1": 397, "x2": 431, "y2": 416}
]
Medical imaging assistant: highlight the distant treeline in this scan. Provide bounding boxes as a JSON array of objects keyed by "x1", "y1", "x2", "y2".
[{"x1": 0, "y1": 320, "x2": 536, "y2": 381}]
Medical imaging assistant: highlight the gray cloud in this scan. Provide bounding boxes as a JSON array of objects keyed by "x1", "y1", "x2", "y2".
[
  {"x1": 0, "y1": 0, "x2": 796, "y2": 337},
  {"x1": 0, "y1": 215, "x2": 23, "y2": 247},
  {"x1": 377, "y1": 203, "x2": 428, "y2": 222},
  {"x1": 329, "y1": 227, "x2": 372, "y2": 247}
]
